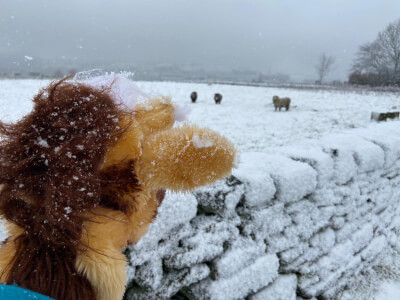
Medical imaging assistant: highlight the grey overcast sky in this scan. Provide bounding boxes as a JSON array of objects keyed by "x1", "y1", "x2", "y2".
[{"x1": 1, "y1": 0, "x2": 399, "y2": 80}]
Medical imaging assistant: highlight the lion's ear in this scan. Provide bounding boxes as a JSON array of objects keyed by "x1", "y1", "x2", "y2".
[
  {"x1": 135, "y1": 125, "x2": 236, "y2": 191},
  {"x1": 101, "y1": 117, "x2": 143, "y2": 169},
  {"x1": 135, "y1": 98, "x2": 175, "y2": 134}
]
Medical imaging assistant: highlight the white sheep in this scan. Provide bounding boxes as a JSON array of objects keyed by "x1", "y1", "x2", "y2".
[{"x1": 272, "y1": 95, "x2": 291, "y2": 111}]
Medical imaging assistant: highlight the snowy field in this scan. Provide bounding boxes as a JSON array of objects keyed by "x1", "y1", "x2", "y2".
[
  {"x1": 1, "y1": 79, "x2": 400, "y2": 299},
  {"x1": 1, "y1": 79, "x2": 400, "y2": 153}
]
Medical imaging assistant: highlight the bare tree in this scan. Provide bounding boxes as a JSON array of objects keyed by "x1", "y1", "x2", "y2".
[
  {"x1": 377, "y1": 19, "x2": 400, "y2": 72},
  {"x1": 351, "y1": 19, "x2": 400, "y2": 75},
  {"x1": 352, "y1": 41, "x2": 388, "y2": 73},
  {"x1": 315, "y1": 53, "x2": 335, "y2": 83}
]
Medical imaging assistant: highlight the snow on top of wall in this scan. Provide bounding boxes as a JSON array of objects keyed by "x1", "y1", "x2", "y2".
[
  {"x1": 278, "y1": 142, "x2": 334, "y2": 186},
  {"x1": 320, "y1": 133, "x2": 385, "y2": 173},
  {"x1": 232, "y1": 152, "x2": 276, "y2": 207},
  {"x1": 351, "y1": 122, "x2": 400, "y2": 168},
  {"x1": 260, "y1": 153, "x2": 317, "y2": 203},
  {"x1": 230, "y1": 151, "x2": 318, "y2": 206}
]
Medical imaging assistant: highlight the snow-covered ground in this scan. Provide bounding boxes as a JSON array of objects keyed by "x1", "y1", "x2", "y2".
[
  {"x1": 138, "y1": 81, "x2": 400, "y2": 152},
  {"x1": 1, "y1": 79, "x2": 399, "y2": 152},
  {"x1": 1, "y1": 79, "x2": 400, "y2": 299}
]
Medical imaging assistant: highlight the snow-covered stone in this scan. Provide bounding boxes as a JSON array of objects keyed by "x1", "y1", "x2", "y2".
[
  {"x1": 213, "y1": 238, "x2": 266, "y2": 279},
  {"x1": 258, "y1": 153, "x2": 318, "y2": 203},
  {"x1": 232, "y1": 152, "x2": 276, "y2": 207},
  {"x1": 242, "y1": 202, "x2": 292, "y2": 239},
  {"x1": 352, "y1": 123, "x2": 400, "y2": 168},
  {"x1": 360, "y1": 236, "x2": 387, "y2": 262},
  {"x1": 195, "y1": 177, "x2": 244, "y2": 217},
  {"x1": 190, "y1": 254, "x2": 279, "y2": 300},
  {"x1": 279, "y1": 142, "x2": 334, "y2": 186},
  {"x1": 321, "y1": 133, "x2": 385, "y2": 174},
  {"x1": 249, "y1": 274, "x2": 297, "y2": 300}
]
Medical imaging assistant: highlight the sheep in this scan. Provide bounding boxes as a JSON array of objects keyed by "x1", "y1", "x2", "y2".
[
  {"x1": 214, "y1": 93, "x2": 223, "y2": 104},
  {"x1": 191, "y1": 91, "x2": 198, "y2": 103},
  {"x1": 272, "y1": 95, "x2": 291, "y2": 111}
]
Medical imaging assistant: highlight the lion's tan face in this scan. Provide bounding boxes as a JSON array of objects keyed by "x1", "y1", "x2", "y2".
[{"x1": 99, "y1": 118, "x2": 164, "y2": 244}]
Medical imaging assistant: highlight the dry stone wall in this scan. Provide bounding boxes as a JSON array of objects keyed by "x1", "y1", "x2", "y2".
[{"x1": 124, "y1": 122, "x2": 400, "y2": 300}]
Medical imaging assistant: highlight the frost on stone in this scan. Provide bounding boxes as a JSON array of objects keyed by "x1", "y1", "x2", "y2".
[
  {"x1": 317, "y1": 240, "x2": 355, "y2": 276},
  {"x1": 126, "y1": 190, "x2": 242, "y2": 299},
  {"x1": 310, "y1": 228, "x2": 336, "y2": 255},
  {"x1": 351, "y1": 223, "x2": 374, "y2": 253},
  {"x1": 189, "y1": 254, "x2": 279, "y2": 300},
  {"x1": 267, "y1": 226, "x2": 300, "y2": 254},
  {"x1": 279, "y1": 142, "x2": 334, "y2": 187},
  {"x1": 310, "y1": 187, "x2": 341, "y2": 206},
  {"x1": 323, "y1": 144, "x2": 358, "y2": 185},
  {"x1": 249, "y1": 274, "x2": 297, "y2": 300},
  {"x1": 336, "y1": 222, "x2": 360, "y2": 244},
  {"x1": 286, "y1": 200, "x2": 332, "y2": 240},
  {"x1": 213, "y1": 237, "x2": 266, "y2": 279},
  {"x1": 140, "y1": 192, "x2": 197, "y2": 245},
  {"x1": 279, "y1": 242, "x2": 309, "y2": 265},
  {"x1": 241, "y1": 202, "x2": 292, "y2": 241},
  {"x1": 125, "y1": 264, "x2": 210, "y2": 300},
  {"x1": 352, "y1": 122, "x2": 400, "y2": 168},
  {"x1": 164, "y1": 216, "x2": 239, "y2": 269},
  {"x1": 125, "y1": 192, "x2": 200, "y2": 295},
  {"x1": 131, "y1": 259, "x2": 164, "y2": 289},
  {"x1": 194, "y1": 176, "x2": 244, "y2": 218},
  {"x1": 321, "y1": 133, "x2": 385, "y2": 175},
  {"x1": 360, "y1": 235, "x2": 387, "y2": 262},
  {"x1": 259, "y1": 153, "x2": 317, "y2": 203},
  {"x1": 232, "y1": 152, "x2": 276, "y2": 207}
]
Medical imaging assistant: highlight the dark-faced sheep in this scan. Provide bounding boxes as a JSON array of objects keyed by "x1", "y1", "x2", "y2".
[
  {"x1": 272, "y1": 95, "x2": 291, "y2": 111},
  {"x1": 190, "y1": 91, "x2": 197, "y2": 103},
  {"x1": 214, "y1": 93, "x2": 223, "y2": 104}
]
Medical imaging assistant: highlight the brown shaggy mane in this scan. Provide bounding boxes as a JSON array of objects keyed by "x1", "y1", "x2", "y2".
[
  {"x1": 99, "y1": 159, "x2": 141, "y2": 214},
  {"x1": 0, "y1": 78, "x2": 133, "y2": 299}
]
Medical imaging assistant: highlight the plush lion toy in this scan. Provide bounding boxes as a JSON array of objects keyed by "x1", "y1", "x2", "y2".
[{"x1": 0, "y1": 75, "x2": 236, "y2": 300}]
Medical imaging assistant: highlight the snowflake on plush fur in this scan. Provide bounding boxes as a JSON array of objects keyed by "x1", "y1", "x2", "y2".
[{"x1": 0, "y1": 76, "x2": 236, "y2": 300}]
